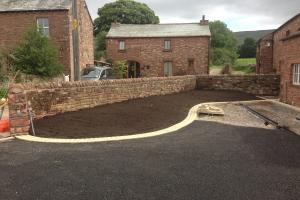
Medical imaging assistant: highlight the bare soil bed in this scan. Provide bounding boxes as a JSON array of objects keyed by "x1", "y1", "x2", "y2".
[{"x1": 32, "y1": 90, "x2": 259, "y2": 139}]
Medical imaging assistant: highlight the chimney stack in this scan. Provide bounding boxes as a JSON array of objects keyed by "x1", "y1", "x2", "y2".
[{"x1": 200, "y1": 15, "x2": 209, "y2": 25}]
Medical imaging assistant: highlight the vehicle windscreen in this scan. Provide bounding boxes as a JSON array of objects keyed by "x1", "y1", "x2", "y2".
[{"x1": 83, "y1": 68, "x2": 101, "y2": 77}]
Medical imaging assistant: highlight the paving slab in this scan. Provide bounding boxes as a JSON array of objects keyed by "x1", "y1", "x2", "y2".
[{"x1": 243, "y1": 100, "x2": 300, "y2": 135}]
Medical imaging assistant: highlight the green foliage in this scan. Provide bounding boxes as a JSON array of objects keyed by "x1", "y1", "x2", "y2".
[
  {"x1": 212, "y1": 48, "x2": 237, "y2": 66},
  {"x1": 232, "y1": 65, "x2": 255, "y2": 74},
  {"x1": 209, "y1": 21, "x2": 238, "y2": 65},
  {"x1": 13, "y1": 27, "x2": 64, "y2": 78},
  {"x1": 93, "y1": 0, "x2": 160, "y2": 60},
  {"x1": 235, "y1": 58, "x2": 256, "y2": 66},
  {"x1": 94, "y1": 0, "x2": 160, "y2": 35},
  {"x1": 210, "y1": 58, "x2": 256, "y2": 75},
  {"x1": 0, "y1": 49, "x2": 15, "y2": 82},
  {"x1": 113, "y1": 60, "x2": 128, "y2": 78},
  {"x1": 94, "y1": 31, "x2": 108, "y2": 60},
  {"x1": 0, "y1": 88, "x2": 8, "y2": 99},
  {"x1": 233, "y1": 58, "x2": 256, "y2": 74},
  {"x1": 238, "y1": 37, "x2": 256, "y2": 58}
]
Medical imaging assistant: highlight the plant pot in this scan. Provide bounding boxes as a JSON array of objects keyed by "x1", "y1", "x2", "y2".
[{"x1": 0, "y1": 119, "x2": 10, "y2": 133}]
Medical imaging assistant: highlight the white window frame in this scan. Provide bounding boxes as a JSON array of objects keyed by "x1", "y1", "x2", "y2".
[
  {"x1": 293, "y1": 64, "x2": 300, "y2": 85},
  {"x1": 119, "y1": 41, "x2": 125, "y2": 50},
  {"x1": 37, "y1": 18, "x2": 49, "y2": 37},
  {"x1": 164, "y1": 40, "x2": 171, "y2": 51},
  {"x1": 164, "y1": 62, "x2": 173, "y2": 77}
]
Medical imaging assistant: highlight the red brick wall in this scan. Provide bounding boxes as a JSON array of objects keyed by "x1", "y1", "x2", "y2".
[
  {"x1": 106, "y1": 37, "x2": 210, "y2": 77},
  {"x1": 8, "y1": 76, "x2": 196, "y2": 135},
  {"x1": 272, "y1": 14, "x2": 300, "y2": 107},
  {"x1": 197, "y1": 75, "x2": 280, "y2": 96},
  {"x1": 279, "y1": 36, "x2": 300, "y2": 107},
  {"x1": 77, "y1": 0, "x2": 94, "y2": 70},
  {"x1": 0, "y1": 10, "x2": 72, "y2": 75},
  {"x1": 256, "y1": 34, "x2": 274, "y2": 74},
  {"x1": 273, "y1": 15, "x2": 300, "y2": 73}
]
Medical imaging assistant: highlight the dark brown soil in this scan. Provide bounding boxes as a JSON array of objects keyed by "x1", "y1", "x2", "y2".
[{"x1": 32, "y1": 90, "x2": 259, "y2": 139}]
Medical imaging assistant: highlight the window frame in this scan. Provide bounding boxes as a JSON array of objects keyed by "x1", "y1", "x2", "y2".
[
  {"x1": 293, "y1": 64, "x2": 300, "y2": 85},
  {"x1": 164, "y1": 61, "x2": 173, "y2": 77},
  {"x1": 37, "y1": 18, "x2": 50, "y2": 37},
  {"x1": 188, "y1": 58, "x2": 195, "y2": 68},
  {"x1": 119, "y1": 40, "x2": 125, "y2": 51},
  {"x1": 164, "y1": 40, "x2": 171, "y2": 51}
]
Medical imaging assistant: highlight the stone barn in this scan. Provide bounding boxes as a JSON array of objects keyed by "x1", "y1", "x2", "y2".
[
  {"x1": 106, "y1": 17, "x2": 211, "y2": 78},
  {"x1": 256, "y1": 13, "x2": 300, "y2": 107},
  {"x1": 0, "y1": 0, "x2": 94, "y2": 81}
]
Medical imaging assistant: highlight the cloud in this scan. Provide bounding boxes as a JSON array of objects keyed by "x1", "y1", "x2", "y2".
[{"x1": 85, "y1": 0, "x2": 300, "y2": 31}]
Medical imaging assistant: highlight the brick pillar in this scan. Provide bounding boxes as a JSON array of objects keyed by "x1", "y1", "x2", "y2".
[{"x1": 8, "y1": 84, "x2": 30, "y2": 136}]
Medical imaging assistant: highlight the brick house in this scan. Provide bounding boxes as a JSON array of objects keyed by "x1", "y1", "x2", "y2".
[
  {"x1": 106, "y1": 17, "x2": 211, "y2": 78},
  {"x1": 256, "y1": 13, "x2": 300, "y2": 107},
  {"x1": 0, "y1": 0, "x2": 94, "y2": 81}
]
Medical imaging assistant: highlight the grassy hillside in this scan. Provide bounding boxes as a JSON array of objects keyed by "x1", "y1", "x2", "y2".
[{"x1": 234, "y1": 29, "x2": 275, "y2": 45}]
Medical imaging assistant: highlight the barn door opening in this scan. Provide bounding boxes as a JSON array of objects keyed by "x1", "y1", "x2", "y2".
[{"x1": 128, "y1": 61, "x2": 141, "y2": 78}]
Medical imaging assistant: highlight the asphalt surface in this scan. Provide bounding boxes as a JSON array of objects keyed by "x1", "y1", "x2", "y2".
[{"x1": 1, "y1": 121, "x2": 300, "y2": 200}]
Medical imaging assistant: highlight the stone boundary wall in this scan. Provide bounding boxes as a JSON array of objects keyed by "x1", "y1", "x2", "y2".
[
  {"x1": 8, "y1": 76, "x2": 196, "y2": 135},
  {"x1": 196, "y1": 74, "x2": 280, "y2": 96}
]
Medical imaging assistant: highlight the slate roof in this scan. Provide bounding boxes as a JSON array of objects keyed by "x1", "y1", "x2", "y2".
[
  {"x1": 0, "y1": 0, "x2": 72, "y2": 12},
  {"x1": 107, "y1": 23, "x2": 211, "y2": 38}
]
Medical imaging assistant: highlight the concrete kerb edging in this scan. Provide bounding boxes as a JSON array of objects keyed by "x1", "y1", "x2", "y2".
[{"x1": 15, "y1": 100, "x2": 269, "y2": 144}]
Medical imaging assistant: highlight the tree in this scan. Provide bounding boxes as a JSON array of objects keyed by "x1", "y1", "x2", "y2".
[
  {"x1": 238, "y1": 37, "x2": 256, "y2": 58},
  {"x1": 94, "y1": 0, "x2": 159, "y2": 35},
  {"x1": 94, "y1": 31, "x2": 107, "y2": 59},
  {"x1": 93, "y1": 0, "x2": 160, "y2": 59},
  {"x1": 13, "y1": 27, "x2": 64, "y2": 78},
  {"x1": 209, "y1": 21, "x2": 238, "y2": 65},
  {"x1": 0, "y1": 49, "x2": 15, "y2": 82}
]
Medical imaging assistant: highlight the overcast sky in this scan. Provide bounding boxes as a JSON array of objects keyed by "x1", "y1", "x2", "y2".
[{"x1": 85, "y1": 0, "x2": 300, "y2": 32}]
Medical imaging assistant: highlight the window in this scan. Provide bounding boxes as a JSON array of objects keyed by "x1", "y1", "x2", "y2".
[
  {"x1": 286, "y1": 30, "x2": 290, "y2": 37},
  {"x1": 293, "y1": 64, "x2": 300, "y2": 85},
  {"x1": 164, "y1": 40, "x2": 171, "y2": 51},
  {"x1": 119, "y1": 41, "x2": 125, "y2": 50},
  {"x1": 164, "y1": 62, "x2": 173, "y2": 77},
  {"x1": 37, "y1": 18, "x2": 49, "y2": 37},
  {"x1": 188, "y1": 59, "x2": 194, "y2": 68}
]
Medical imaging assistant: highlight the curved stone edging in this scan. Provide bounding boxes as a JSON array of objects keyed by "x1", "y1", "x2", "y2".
[{"x1": 15, "y1": 100, "x2": 267, "y2": 144}]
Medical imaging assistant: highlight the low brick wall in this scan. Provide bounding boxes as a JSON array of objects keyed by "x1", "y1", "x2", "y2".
[
  {"x1": 196, "y1": 75, "x2": 280, "y2": 96},
  {"x1": 8, "y1": 76, "x2": 196, "y2": 135}
]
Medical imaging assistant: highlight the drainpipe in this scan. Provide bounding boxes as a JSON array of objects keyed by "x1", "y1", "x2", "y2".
[{"x1": 72, "y1": 0, "x2": 81, "y2": 81}]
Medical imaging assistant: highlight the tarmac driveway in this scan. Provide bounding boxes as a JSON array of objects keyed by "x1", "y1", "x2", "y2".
[{"x1": 0, "y1": 121, "x2": 300, "y2": 200}]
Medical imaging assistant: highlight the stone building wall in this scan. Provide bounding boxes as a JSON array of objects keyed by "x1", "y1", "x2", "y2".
[
  {"x1": 196, "y1": 75, "x2": 280, "y2": 96},
  {"x1": 0, "y1": 10, "x2": 72, "y2": 75},
  {"x1": 77, "y1": 0, "x2": 94, "y2": 70},
  {"x1": 272, "y1": 14, "x2": 300, "y2": 107},
  {"x1": 106, "y1": 36, "x2": 210, "y2": 77},
  {"x1": 256, "y1": 33, "x2": 274, "y2": 74},
  {"x1": 273, "y1": 14, "x2": 300, "y2": 73},
  {"x1": 279, "y1": 36, "x2": 300, "y2": 107}
]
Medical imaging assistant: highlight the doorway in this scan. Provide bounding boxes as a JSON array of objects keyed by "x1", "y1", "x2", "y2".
[{"x1": 128, "y1": 61, "x2": 141, "y2": 78}]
